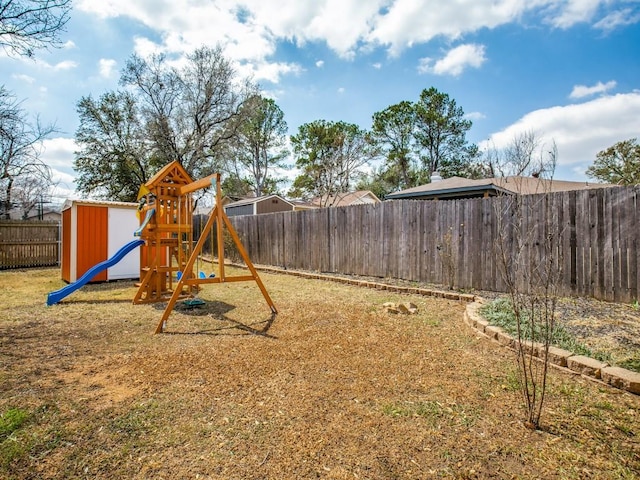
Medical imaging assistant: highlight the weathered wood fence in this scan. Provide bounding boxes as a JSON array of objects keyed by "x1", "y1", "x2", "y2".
[
  {"x1": 229, "y1": 185, "x2": 640, "y2": 303},
  {"x1": 0, "y1": 221, "x2": 60, "y2": 269}
]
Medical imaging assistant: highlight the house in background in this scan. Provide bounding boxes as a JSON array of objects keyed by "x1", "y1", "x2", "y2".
[
  {"x1": 288, "y1": 199, "x2": 317, "y2": 211},
  {"x1": 311, "y1": 190, "x2": 381, "y2": 208},
  {"x1": 4, "y1": 205, "x2": 62, "y2": 222},
  {"x1": 25, "y1": 207, "x2": 62, "y2": 222},
  {"x1": 224, "y1": 194, "x2": 295, "y2": 217},
  {"x1": 384, "y1": 176, "x2": 614, "y2": 201}
]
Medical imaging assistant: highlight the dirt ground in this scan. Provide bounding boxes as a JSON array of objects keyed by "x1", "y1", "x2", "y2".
[{"x1": 1, "y1": 267, "x2": 639, "y2": 479}]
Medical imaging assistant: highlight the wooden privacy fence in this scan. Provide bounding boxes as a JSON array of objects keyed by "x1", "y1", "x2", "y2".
[
  {"x1": 229, "y1": 185, "x2": 640, "y2": 303},
  {"x1": 0, "y1": 221, "x2": 60, "y2": 269}
]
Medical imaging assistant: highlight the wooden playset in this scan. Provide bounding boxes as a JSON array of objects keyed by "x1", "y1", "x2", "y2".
[{"x1": 132, "y1": 161, "x2": 277, "y2": 333}]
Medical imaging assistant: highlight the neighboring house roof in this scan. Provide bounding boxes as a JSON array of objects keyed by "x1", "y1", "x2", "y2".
[
  {"x1": 288, "y1": 199, "x2": 318, "y2": 211},
  {"x1": 225, "y1": 194, "x2": 293, "y2": 209},
  {"x1": 4, "y1": 207, "x2": 61, "y2": 221},
  {"x1": 385, "y1": 176, "x2": 614, "y2": 200},
  {"x1": 312, "y1": 190, "x2": 381, "y2": 207},
  {"x1": 25, "y1": 209, "x2": 61, "y2": 221}
]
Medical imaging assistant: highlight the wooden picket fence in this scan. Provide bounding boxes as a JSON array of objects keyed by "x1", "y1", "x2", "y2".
[
  {"x1": 0, "y1": 221, "x2": 60, "y2": 269},
  {"x1": 229, "y1": 185, "x2": 640, "y2": 303}
]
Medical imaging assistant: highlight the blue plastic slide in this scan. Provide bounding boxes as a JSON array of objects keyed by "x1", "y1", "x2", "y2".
[
  {"x1": 134, "y1": 208, "x2": 155, "y2": 236},
  {"x1": 47, "y1": 239, "x2": 145, "y2": 306}
]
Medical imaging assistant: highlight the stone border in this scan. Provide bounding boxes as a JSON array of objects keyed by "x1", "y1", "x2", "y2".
[
  {"x1": 464, "y1": 300, "x2": 640, "y2": 395},
  {"x1": 243, "y1": 263, "x2": 476, "y2": 302},
  {"x1": 231, "y1": 263, "x2": 639, "y2": 395}
]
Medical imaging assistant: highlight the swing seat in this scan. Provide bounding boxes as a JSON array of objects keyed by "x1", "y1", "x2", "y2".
[
  {"x1": 182, "y1": 298, "x2": 206, "y2": 308},
  {"x1": 198, "y1": 271, "x2": 216, "y2": 279}
]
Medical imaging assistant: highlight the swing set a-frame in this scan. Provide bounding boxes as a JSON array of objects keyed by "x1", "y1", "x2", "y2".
[{"x1": 132, "y1": 161, "x2": 277, "y2": 334}]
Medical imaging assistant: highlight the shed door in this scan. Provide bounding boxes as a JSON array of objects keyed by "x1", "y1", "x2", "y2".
[
  {"x1": 107, "y1": 208, "x2": 140, "y2": 279},
  {"x1": 76, "y1": 205, "x2": 108, "y2": 282},
  {"x1": 61, "y1": 208, "x2": 72, "y2": 282}
]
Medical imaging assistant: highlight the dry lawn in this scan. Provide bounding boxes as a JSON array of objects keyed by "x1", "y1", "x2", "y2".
[{"x1": 0, "y1": 267, "x2": 639, "y2": 479}]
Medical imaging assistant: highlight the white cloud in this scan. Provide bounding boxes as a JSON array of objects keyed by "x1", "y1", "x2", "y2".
[
  {"x1": 418, "y1": 44, "x2": 486, "y2": 76},
  {"x1": 546, "y1": 0, "x2": 602, "y2": 28},
  {"x1": 569, "y1": 80, "x2": 616, "y2": 99},
  {"x1": 32, "y1": 58, "x2": 78, "y2": 71},
  {"x1": 246, "y1": 0, "x2": 382, "y2": 59},
  {"x1": 53, "y1": 60, "x2": 78, "y2": 71},
  {"x1": 41, "y1": 137, "x2": 77, "y2": 170},
  {"x1": 368, "y1": 0, "x2": 534, "y2": 56},
  {"x1": 465, "y1": 111, "x2": 486, "y2": 121},
  {"x1": 316, "y1": 60, "x2": 324, "y2": 68},
  {"x1": 73, "y1": 0, "x2": 629, "y2": 77},
  {"x1": 12, "y1": 73, "x2": 35, "y2": 84},
  {"x1": 372, "y1": 62, "x2": 382, "y2": 69},
  {"x1": 41, "y1": 137, "x2": 78, "y2": 200},
  {"x1": 132, "y1": 36, "x2": 164, "y2": 58},
  {"x1": 594, "y1": 8, "x2": 640, "y2": 31},
  {"x1": 62, "y1": 40, "x2": 76, "y2": 49},
  {"x1": 337, "y1": 87, "x2": 345, "y2": 94},
  {"x1": 481, "y1": 92, "x2": 640, "y2": 176},
  {"x1": 98, "y1": 58, "x2": 117, "y2": 78},
  {"x1": 239, "y1": 61, "x2": 303, "y2": 84}
]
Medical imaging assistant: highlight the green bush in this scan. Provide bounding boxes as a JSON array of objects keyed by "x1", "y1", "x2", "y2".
[{"x1": 478, "y1": 298, "x2": 608, "y2": 361}]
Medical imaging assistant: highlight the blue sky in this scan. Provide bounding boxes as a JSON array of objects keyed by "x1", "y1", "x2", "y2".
[{"x1": 1, "y1": 0, "x2": 639, "y2": 202}]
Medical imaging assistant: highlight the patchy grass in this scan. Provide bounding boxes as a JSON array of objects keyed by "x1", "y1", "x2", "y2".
[
  {"x1": 0, "y1": 267, "x2": 639, "y2": 479},
  {"x1": 480, "y1": 297, "x2": 618, "y2": 365}
]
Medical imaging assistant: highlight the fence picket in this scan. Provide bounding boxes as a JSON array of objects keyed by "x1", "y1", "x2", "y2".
[{"x1": 0, "y1": 221, "x2": 59, "y2": 269}]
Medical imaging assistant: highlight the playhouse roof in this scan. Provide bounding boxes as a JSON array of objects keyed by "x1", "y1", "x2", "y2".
[{"x1": 145, "y1": 160, "x2": 194, "y2": 188}]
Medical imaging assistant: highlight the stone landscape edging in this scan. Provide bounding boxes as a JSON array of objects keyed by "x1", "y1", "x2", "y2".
[
  {"x1": 232, "y1": 262, "x2": 640, "y2": 396},
  {"x1": 242, "y1": 263, "x2": 477, "y2": 302},
  {"x1": 464, "y1": 300, "x2": 640, "y2": 396}
]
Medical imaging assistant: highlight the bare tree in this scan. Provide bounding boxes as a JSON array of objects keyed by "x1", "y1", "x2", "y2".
[
  {"x1": 493, "y1": 135, "x2": 562, "y2": 429},
  {"x1": 0, "y1": 0, "x2": 72, "y2": 57},
  {"x1": 74, "y1": 90, "x2": 153, "y2": 201},
  {"x1": 120, "y1": 45, "x2": 257, "y2": 183},
  {"x1": 0, "y1": 87, "x2": 57, "y2": 218},
  {"x1": 12, "y1": 163, "x2": 55, "y2": 218},
  {"x1": 484, "y1": 130, "x2": 557, "y2": 180}
]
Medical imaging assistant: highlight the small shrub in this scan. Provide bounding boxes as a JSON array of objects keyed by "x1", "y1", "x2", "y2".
[{"x1": 479, "y1": 298, "x2": 609, "y2": 361}]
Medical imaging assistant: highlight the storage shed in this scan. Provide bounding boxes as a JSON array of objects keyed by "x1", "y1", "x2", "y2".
[
  {"x1": 224, "y1": 195, "x2": 295, "y2": 217},
  {"x1": 61, "y1": 199, "x2": 140, "y2": 283}
]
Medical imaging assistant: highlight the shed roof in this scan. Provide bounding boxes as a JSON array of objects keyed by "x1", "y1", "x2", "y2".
[{"x1": 62, "y1": 198, "x2": 138, "y2": 211}]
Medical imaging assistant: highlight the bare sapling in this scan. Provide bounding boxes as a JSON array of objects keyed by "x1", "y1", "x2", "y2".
[{"x1": 492, "y1": 134, "x2": 562, "y2": 429}]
